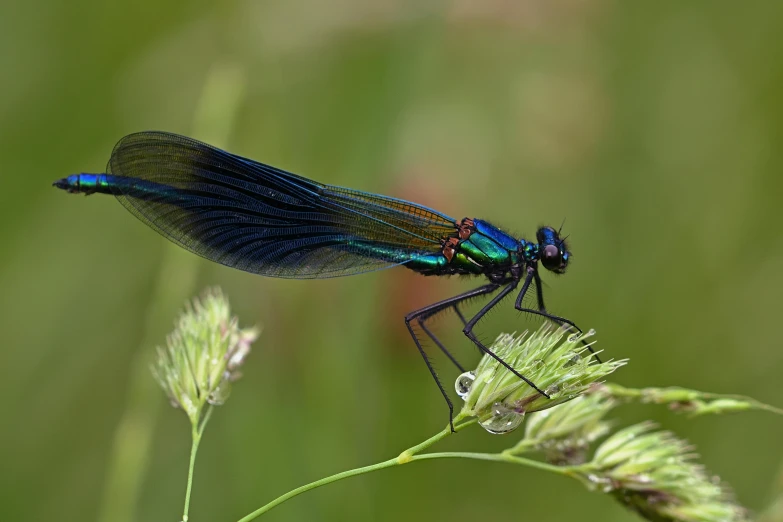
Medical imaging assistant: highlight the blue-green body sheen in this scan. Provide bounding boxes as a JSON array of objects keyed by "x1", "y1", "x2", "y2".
[
  {"x1": 63, "y1": 173, "x2": 111, "y2": 194},
  {"x1": 57, "y1": 173, "x2": 531, "y2": 279},
  {"x1": 407, "y1": 219, "x2": 523, "y2": 277},
  {"x1": 403, "y1": 252, "x2": 451, "y2": 274},
  {"x1": 461, "y1": 220, "x2": 518, "y2": 265},
  {"x1": 58, "y1": 174, "x2": 181, "y2": 199}
]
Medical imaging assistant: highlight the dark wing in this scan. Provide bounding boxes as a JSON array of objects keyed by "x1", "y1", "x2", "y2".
[{"x1": 105, "y1": 131, "x2": 457, "y2": 279}]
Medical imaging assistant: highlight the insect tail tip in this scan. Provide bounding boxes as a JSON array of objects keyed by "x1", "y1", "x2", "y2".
[{"x1": 53, "y1": 174, "x2": 85, "y2": 194}]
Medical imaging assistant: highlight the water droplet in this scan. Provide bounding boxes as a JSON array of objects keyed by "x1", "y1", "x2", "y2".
[
  {"x1": 563, "y1": 353, "x2": 581, "y2": 368},
  {"x1": 557, "y1": 324, "x2": 572, "y2": 334},
  {"x1": 208, "y1": 379, "x2": 231, "y2": 405},
  {"x1": 455, "y1": 371, "x2": 475, "y2": 399},
  {"x1": 635, "y1": 474, "x2": 653, "y2": 484},
  {"x1": 568, "y1": 333, "x2": 581, "y2": 343},
  {"x1": 478, "y1": 402, "x2": 525, "y2": 434},
  {"x1": 545, "y1": 383, "x2": 561, "y2": 396},
  {"x1": 586, "y1": 474, "x2": 614, "y2": 493}
]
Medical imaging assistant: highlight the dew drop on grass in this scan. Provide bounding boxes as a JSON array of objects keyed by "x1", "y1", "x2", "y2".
[
  {"x1": 545, "y1": 383, "x2": 561, "y2": 396},
  {"x1": 455, "y1": 371, "x2": 476, "y2": 399},
  {"x1": 586, "y1": 474, "x2": 614, "y2": 493},
  {"x1": 563, "y1": 353, "x2": 581, "y2": 368},
  {"x1": 208, "y1": 379, "x2": 231, "y2": 405},
  {"x1": 478, "y1": 402, "x2": 525, "y2": 434}
]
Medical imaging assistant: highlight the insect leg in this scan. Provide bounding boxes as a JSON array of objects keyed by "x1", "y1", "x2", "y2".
[
  {"x1": 515, "y1": 269, "x2": 602, "y2": 362},
  {"x1": 453, "y1": 304, "x2": 468, "y2": 326},
  {"x1": 419, "y1": 319, "x2": 466, "y2": 373},
  {"x1": 405, "y1": 283, "x2": 501, "y2": 431},
  {"x1": 416, "y1": 291, "x2": 494, "y2": 373},
  {"x1": 462, "y1": 276, "x2": 550, "y2": 398}
]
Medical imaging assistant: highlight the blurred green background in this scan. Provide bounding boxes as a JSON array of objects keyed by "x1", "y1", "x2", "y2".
[{"x1": 2, "y1": 1, "x2": 783, "y2": 521}]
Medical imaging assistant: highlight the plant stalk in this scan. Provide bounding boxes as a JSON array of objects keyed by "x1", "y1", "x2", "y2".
[
  {"x1": 183, "y1": 405, "x2": 214, "y2": 521},
  {"x1": 236, "y1": 415, "x2": 475, "y2": 521}
]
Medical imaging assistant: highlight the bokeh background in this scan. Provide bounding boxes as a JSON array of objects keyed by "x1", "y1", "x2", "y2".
[{"x1": 2, "y1": 1, "x2": 783, "y2": 521}]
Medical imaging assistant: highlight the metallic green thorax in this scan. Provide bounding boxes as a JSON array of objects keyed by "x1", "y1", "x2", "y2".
[
  {"x1": 458, "y1": 229, "x2": 518, "y2": 269},
  {"x1": 406, "y1": 218, "x2": 524, "y2": 277}
]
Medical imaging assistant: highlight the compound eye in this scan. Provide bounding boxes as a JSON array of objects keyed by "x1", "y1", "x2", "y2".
[{"x1": 541, "y1": 244, "x2": 562, "y2": 271}]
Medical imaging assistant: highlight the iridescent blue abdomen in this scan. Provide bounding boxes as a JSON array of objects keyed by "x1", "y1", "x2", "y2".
[{"x1": 54, "y1": 173, "x2": 111, "y2": 194}]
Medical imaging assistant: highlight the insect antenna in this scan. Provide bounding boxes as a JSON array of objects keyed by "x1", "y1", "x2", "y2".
[{"x1": 557, "y1": 218, "x2": 567, "y2": 236}]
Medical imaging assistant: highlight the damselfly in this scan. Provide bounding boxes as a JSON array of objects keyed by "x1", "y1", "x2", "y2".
[{"x1": 54, "y1": 131, "x2": 596, "y2": 429}]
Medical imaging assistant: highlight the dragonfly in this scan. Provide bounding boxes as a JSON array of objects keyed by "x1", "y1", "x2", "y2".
[{"x1": 54, "y1": 131, "x2": 596, "y2": 429}]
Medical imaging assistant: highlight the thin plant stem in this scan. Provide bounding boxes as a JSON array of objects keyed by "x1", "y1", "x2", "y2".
[
  {"x1": 98, "y1": 245, "x2": 199, "y2": 522},
  {"x1": 183, "y1": 405, "x2": 214, "y2": 522},
  {"x1": 409, "y1": 451, "x2": 650, "y2": 491},
  {"x1": 98, "y1": 62, "x2": 246, "y2": 522},
  {"x1": 236, "y1": 415, "x2": 476, "y2": 521},
  {"x1": 604, "y1": 383, "x2": 783, "y2": 415},
  {"x1": 236, "y1": 455, "x2": 399, "y2": 522},
  {"x1": 411, "y1": 451, "x2": 572, "y2": 476}
]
